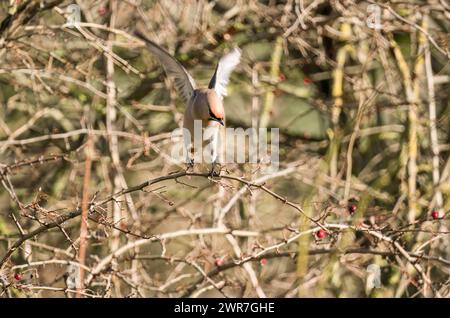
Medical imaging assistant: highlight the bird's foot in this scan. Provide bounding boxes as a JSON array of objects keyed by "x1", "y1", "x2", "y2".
[{"x1": 208, "y1": 162, "x2": 221, "y2": 177}]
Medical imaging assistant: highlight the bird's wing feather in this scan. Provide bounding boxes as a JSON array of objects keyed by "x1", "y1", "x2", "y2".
[
  {"x1": 135, "y1": 31, "x2": 196, "y2": 103},
  {"x1": 208, "y1": 47, "x2": 241, "y2": 99}
]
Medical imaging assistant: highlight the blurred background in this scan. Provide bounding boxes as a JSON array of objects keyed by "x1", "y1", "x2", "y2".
[{"x1": 0, "y1": 0, "x2": 449, "y2": 298}]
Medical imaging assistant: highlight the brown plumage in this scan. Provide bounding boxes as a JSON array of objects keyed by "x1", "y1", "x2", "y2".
[{"x1": 135, "y1": 32, "x2": 241, "y2": 173}]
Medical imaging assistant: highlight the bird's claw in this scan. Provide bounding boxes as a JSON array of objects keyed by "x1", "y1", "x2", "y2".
[
  {"x1": 208, "y1": 169, "x2": 220, "y2": 177},
  {"x1": 208, "y1": 162, "x2": 220, "y2": 177}
]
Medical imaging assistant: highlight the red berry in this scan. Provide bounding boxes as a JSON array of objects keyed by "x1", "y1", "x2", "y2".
[
  {"x1": 14, "y1": 273, "x2": 22, "y2": 281},
  {"x1": 260, "y1": 258, "x2": 267, "y2": 265},
  {"x1": 303, "y1": 76, "x2": 311, "y2": 84},
  {"x1": 431, "y1": 211, "x2": 440, "y2": 220},
  {"x1": 348, "y1": 204, "x2": 357, "y2": 215},
  {"x1": 214, "y1": 258, "x2": 224, "y2": 266},
  {"x1": 316, "y1": 229, "x2": 326, "y2": 239},
  {"x1": 278, "y1": 73, "x2": 286, "y2": 81}
]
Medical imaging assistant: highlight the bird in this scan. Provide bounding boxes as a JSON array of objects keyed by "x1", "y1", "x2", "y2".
[{"x1": 134, "y1": 31, "x2": 241, "y2": 176}]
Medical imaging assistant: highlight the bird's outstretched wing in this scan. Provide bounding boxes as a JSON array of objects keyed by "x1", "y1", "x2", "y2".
[
  {"x1": 135, "y1": 31, "x2": 196, "y2": 103},
  {"x1": 208, "y1": 47, "x2": 241, "y2": 99}
]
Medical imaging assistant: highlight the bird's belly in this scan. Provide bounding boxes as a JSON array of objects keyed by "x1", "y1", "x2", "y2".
[{"x1": 187, "y1": 124, "x2": 224, "y2": 165}]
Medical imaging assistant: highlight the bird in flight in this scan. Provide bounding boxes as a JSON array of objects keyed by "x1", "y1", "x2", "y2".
[{"x1": 135, "y1": 32, "x2": 241, "y2": 176}]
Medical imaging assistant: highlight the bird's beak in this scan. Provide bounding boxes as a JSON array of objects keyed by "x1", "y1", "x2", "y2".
[{"x1": 210, "y1": 117, "x2": 224, "y2": 126}]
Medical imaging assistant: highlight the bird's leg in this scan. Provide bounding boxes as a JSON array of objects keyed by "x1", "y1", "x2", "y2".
[
  {"x1": 208, "y1": 126, "x2": 220, "y2": 177},
  {"x1": 185, "y1": 157, "x2": 194, "y2": 172},
  {"x1": 183, "y1": 130, "x2": 194, "y2": 172},
  {"x1": 185, "y1": 147, "x2": 195, "y2": 172}
]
